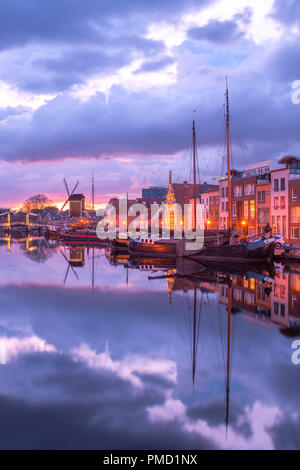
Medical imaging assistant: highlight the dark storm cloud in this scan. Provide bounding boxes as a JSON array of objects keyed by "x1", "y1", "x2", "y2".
[
  {"x1": 0, "y1": 0, "x2": 211, "y2": 51},
  {"x1": 187, "y1": 400, "x2": 252, "y2": 438},
  {"x1": 271, "y1": 0, "x2": 300, "y2": 26},
  {"x1": 0, "y1": 0, "x2": 210, "y2": 94},
  {"x1": 0, "y1": 350, "x2": 216, "y2": 450},
  {"x1": 268, "y1": 42, "x2": 300, "y2": 82},
  {"x1": 0, "y1": 72, "x2": 299, "y2": 165},
  {"x1": 135, "y1": 56, "x2": 176, "y2": 74},
  {"x1": 23, "y1": 49, "x2": 133, "y2": 93},
  {"x1": 188, "y1": 19, "x2": 244, "y2": 44}
]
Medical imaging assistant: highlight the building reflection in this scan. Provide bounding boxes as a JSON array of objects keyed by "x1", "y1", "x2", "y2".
[{"x1": 164, "y1": 263, "x2": 300, "y2": 337}]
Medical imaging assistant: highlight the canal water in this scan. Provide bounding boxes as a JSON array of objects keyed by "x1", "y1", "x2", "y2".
[{"x1": 0, "y1": 238, "x2": 299, "y2": 450}]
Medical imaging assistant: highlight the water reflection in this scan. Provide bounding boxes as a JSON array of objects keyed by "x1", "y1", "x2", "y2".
[{"x1": 0, "y1": 238, "x2": 299, "y2": 449}]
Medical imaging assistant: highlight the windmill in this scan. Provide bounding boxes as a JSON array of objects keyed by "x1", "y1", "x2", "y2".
[
  {"x1": 59, "y1": 248, "x2": 80, "y2": 285},
  {"x1": 60, "y1": 178, "x2": 80, "y2": 215}
]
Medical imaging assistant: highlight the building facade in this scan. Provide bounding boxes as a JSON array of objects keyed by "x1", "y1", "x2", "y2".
[
  {"x1": 200, "y1": 188, "x2": 219, "y2": 229},
  {"x1": 270, "y1": 156, "x2": 300, "y2": 242}
]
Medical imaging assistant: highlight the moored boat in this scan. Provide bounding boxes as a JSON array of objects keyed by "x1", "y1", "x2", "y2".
[
  {"x1": 129, "y1": 237, "x2": 177, "y2": 256},
  {"x1": 177, "y1": 236, "x2": 275, "y2": 263}
]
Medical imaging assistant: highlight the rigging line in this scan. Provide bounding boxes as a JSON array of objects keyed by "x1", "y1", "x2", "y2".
[
  {"x1": 205, "y1": 119, "x2": 227, "y2": 180},
  {"x1": 203, "y1": 291, "x2": 225, "y2": 384},
  {"x1": 174, "y1": 127, "x2": 194, "y2": 183},
  {"x1": 195, "y1": 287, "x2": 203, "y2": 358},
  {"x1": 231, "y1": 116, "x2": 248, "y2": 167},
  {"x1": 233, "y1": 322, "x2": 257, "y2": 385},
  {"x1": 200, "y1": 116, "x2": 224, "y2": 174},
  {"x1": 218, "y1": 296, "x2": 227, "y2": 387}
]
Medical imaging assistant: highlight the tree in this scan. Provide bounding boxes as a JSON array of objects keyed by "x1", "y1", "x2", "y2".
[{"x1": 22, "y1": 194, "x2": 52, "y2": 212}]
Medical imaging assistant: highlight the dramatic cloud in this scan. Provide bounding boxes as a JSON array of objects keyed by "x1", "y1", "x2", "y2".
[
  {"x1": 271, "y1": 0, "x2": 300, "y2": 26},
  {"x1": 0, "y1": 0, "x2": 210, "y2": 51},
  {"x1": 135, "y1": 56, "x2": 176, "y2": 74},
  {"x1": 0, "y1": 0, "x2": 299, "y2": 208},
  {"x1": 187, "y1": 19, "x2": 244, "y2": 44}
]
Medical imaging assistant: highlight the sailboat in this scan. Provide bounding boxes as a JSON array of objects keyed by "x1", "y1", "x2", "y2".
[
  {"x1": 128, "y1": 115, "x2": 200, "y2": 257},
  {"x1": 178, "y1": 78, "x2": 275, "y2": 263}
]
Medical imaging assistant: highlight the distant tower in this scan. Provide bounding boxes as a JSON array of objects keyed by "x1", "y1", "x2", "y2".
[
  {"x1": 166, "y1": 170, "x2": 176, "y2": 205},
  {"x1": 165, "y1": 170, "x2": 177, "y2": 231}
]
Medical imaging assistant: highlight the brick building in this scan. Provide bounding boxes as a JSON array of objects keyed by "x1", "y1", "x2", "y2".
[{"x1": 270, "y1": 156, "x2": 300, "y2": 242}]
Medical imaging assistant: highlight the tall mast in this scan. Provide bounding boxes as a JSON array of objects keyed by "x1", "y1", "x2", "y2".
[
  {"x1": 192, "y1": 283, "x2": 197, "y2": 389},
  {"x1": 92, "y1": 171, "x2": 95, "y2": 212},
  {"x1": 226, "y1": 281, "x2": 232, "y2": 435},
  {"x1": 193, "y1": 111, "x2": 197, "y2": 232},
  {"x1": 225, "y1": 77, "x2": 232, "y2": 231}
]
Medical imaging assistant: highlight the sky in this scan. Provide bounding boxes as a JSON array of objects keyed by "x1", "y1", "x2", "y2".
[{"x1": 0, "y1": 0, "x2": 299, "y2": 208}]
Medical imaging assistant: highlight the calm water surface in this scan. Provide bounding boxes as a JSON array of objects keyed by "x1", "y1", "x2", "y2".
[{"x1": 0, "y1": 238, "x2": 300, "y2": 450}]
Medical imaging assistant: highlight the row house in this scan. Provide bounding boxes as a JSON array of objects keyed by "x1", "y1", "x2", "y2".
[
  {"x1": 270, "y1": 156, "x2": 300, "y2": 242},
  {"x1": 218, "y1": 179, "x2": 229, "y2": 230},
  {"x1": 217, "y1": 157, "x2": 300, "y2": 243},
  {"x1": 200, "y1": 187, "x2": 219, "y2": 229},
  {"x1": 218, "y1": 270, "x2": 300, "y2": 334},
  {"x1": 231, "y1": 160, "x2": 271, "y2": 236}
]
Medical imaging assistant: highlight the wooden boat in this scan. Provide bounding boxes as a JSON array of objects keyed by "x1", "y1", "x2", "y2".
[
  {"x1": 179, "y1": 79, "x2": 275, "y2": 264},
  {"x1": 129, "y1": 237, "x2": 177, "y2": 256},
  {"x1": 178, "y1": 236, "x2": 275, "y2": 263},
  {"x1": 59, "y1": 229, "x2": 129, "y2": 248}
]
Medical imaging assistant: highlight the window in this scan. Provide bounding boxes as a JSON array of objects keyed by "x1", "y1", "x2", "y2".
[
  {"x1": 226, "y1": 187, "x2": 228, "y2": 197},
  {"x1": 234, "y1": 186, "x2": 242, "y2": 197},
  {"x1": 274, "y1": 197, "x2": 279, "y2": 209},
  {"x1": 274, "y1": 302, "x2": 279, "y2": 315},
  {"x1": 280, "y1": 304, "x2": 285, "y2": 317},
  {"x1": 233, "y1": 203, "x2": 237, "y2": 217},
  {"x1": 244, "y1": 185, "x2": 249, "y2": 196},
  {"x1": 244, "y1": 200, "x2": 249, "y2": 218},
  {"x1": 292, "y1": 296, "x2": 297, "y2": 309},
  {"x1": 258, "y1": 191, "x2": 261, "y2": 203},
  {"x1": 280, "y1": 197, "x2": 285, "y2": 209},
  {"x1": 291, "y1": 207, "x2": 300, "y2": 224},
  {"x1": 292, "y1": 188, "x2": 297, "y2": 201},
  {"x1": 250, "y1": 184, "x2": 255, "y2": 195},
  {"x1": 222, "y1": 202, "x2": 225, "y2": 211},
  {"x1": 222, "y1": 188, "x2": 225, "y2": 198},
  {"x1": 274, "y1": 179, "x2": 279, "y2": 191},
  {"x1": 291, "y1": 227, "x2": 299, "y2": 239},
  {"x1": 277, "y1": 216, "x2": 281, "y2": 234},
  {"x1": 280, "y1": 178, "x2": 286, "y2": 191},
  {"x1": 282, "y1": 216, "x2": 286, "y2": 237},
  {"x1": 272, "y1": 216, "x2": 276, "y2": 233},
  {"x1": 250, "y1": 200, "x2": 255, "y2": 219},
  {"x1": 262, "y1": 191, "x2": 266, "y2": 203}
]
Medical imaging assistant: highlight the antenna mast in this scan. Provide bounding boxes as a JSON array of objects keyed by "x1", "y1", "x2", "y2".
[{"x1": 92, "y1": 171, "x2": 95, "y2": 212}]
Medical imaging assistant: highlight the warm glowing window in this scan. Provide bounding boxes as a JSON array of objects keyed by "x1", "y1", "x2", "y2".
[
  {"x1": 244, "y1": 201, "x2": 249, "y2": 218},
  {"x1": 250, "y1": 200, "x2": 255, "y2": 219},
  {"x1": 291, "y1": 275, "x2": 300, "y2": 292},
  {"x1": 291, "y1": 207, "x2": 300, "y2": 224}
]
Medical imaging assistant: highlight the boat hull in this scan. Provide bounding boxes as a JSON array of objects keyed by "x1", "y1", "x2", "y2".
[
  {"x1": 189, "y1": 240, "x2": 275, "y2": 263},
  {"x1": 129, "y1": 239, "x2": 177, "y2": 256}
]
